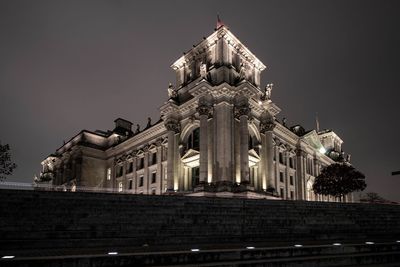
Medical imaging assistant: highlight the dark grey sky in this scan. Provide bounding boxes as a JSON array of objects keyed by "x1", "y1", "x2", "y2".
[{"x1": 1, "y1": 0, "x2": 399, "y2": 201}]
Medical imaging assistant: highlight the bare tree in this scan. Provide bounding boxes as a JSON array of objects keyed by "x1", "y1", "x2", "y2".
[{"x1": 0, "y1": 142, "x2": 17, "y2": 181}]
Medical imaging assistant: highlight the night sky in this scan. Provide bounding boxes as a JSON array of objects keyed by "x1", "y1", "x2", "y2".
[{"x1": 0, "y1": 1, "x2": 399, "y2": 201}]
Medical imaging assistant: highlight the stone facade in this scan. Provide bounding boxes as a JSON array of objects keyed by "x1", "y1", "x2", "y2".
[{"x1": 40, "y1": 25, "x2": 351, "y2": 201}]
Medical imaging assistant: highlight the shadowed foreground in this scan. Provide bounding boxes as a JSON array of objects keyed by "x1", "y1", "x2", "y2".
[{"x1": 0, "y1": 189, "x2": 399, "y2": 266}]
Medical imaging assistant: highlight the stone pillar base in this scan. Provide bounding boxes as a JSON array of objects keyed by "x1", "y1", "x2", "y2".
[{"x1": 163, "y1": 189, "x2": 177, "y2": 195}]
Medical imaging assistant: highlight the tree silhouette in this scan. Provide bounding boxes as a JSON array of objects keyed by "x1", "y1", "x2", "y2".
[
  {"x1": 361, "y1": 192, "x2": 386, "y2": 203},
  {"x1": 0, "y1": 143, "x2": 17, "y2": 181},
  {"x1": 313, "y1": 163, "x2": 366, "y2": 200}
]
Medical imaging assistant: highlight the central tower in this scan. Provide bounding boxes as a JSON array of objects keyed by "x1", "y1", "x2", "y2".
[{"x1": 161, "y1": 24, "x2": 281, "y2": 197}]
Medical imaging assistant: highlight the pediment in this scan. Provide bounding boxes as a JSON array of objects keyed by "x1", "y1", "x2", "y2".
[
  {"x1": 302, "y1": 130, "x2": 325, "y2": 152},
  {"x1": 181, "y1": 149, "x2": 200, "y2": 161},
  {"x1": 181, "y1": 149, "x2": 200, "y2": 167}
]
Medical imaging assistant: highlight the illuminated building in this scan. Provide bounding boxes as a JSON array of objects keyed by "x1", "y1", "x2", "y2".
[{"x1": 40, "y1": 24, "x2": 351, "y2": 201}]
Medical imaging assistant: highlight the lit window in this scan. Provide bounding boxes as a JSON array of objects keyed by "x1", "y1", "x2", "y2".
[
  {"x1": 118, "y1": 182, "x2": 123, "y2": 192},
  {"x1": 107, "y1": 168, "x2": 111, "y2": 180}
]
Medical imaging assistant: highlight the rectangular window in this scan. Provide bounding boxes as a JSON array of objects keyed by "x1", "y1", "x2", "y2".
[
  {"x1": 128, "y1": 162, "x2": 133, "y2": 173},
  {"x1": 151, "y1": 152, "x2": 157, "y2": 165},
  {"x1": 118, "y1": 182, "x2": 123, "y2": 192},
  {"x1": 289, "y1": 158, "x2": 293, "y2": 168},
  {"x1": 192, "y1": 167, "x2": 200, "y2": 186},
  {"x1": 280, "y1": 188, "x2": 284, "y2": 198},
  {"x1": 279, "y1": 172, "x2": 284, "y2": 183},
  {"x1": 107, "y1": 168, "x2": 111, "y2": 180},
  {"x1": 117, "y1": 166, "x2": 123, "y2": 177},
  {"x1": 290, "y1": 191, "x2": 294, "y2": 199},
  {"x1": 139, "y1": 176, "x2": 144, "y2": 187},
  {"x1": 290, "y1": 175, "x2": 293, "y2": 185},
  {"x1": 129, "y1": 179, "x2": 133, "y2": 190},
  {"x1": 279, "y1": 152, "x2": 283, "y2": 164},
  {"x1": 151, "y1": 188, "x2": 156, "y2": 195},
  {"x1": 137, "y1": 157, "x2": 144, "y2": 169},
  {"x1": 151, "y1": 172, "x2": 156, "y2": 184}
]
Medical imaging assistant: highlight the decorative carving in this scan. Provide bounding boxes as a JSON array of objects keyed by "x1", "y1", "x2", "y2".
[
  {"x1": 260, "y1": 83, "x2": 273, "y2": 102},
  {"x1": 235, "y1": 105, "x2": 250, "y2": 118},
  {"x1": 146, "y1": 117, "x2": 152, "y2": 128},
  {"x1": 238, "y1": 63, "x2": 247, "y2": 81},
  {"x1": 167, "y1": 83, "x2": 178, "y2": 100},
  {"x1": 200, "y1": 62, "x2": 207, "y2": 78},
  {"x1": 197, "y1": 104, "x2": 212, "y2": 117},
  {"x1": 295, "y1": 148, "x2": 307, "y2": 157},
  {"x1": 259, "y1": 110, "x2": 275, "y2": 133},
  {"x1": 164, "y1": 119, "x2": 181, "y2": 133},
  {"x1": 282, "y1": 117, "x2": 287, "y2": 127},
  {"x1": 188, "y1": 114, "x2": 196, "y2": 123},
  {"x1": 260, "y1": 120, "x2": 275, "y2": 133}
]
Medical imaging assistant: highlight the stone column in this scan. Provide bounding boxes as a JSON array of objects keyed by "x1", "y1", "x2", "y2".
[
  {"x1": 214, "y1": 102, "x2": 233, "y2": 183},
  {"x1": 197, "y1": 104, "x2": 211, "y2": 184},
  {"x1": 183, "y1": 166, "x2": 189, "y2": 191},
  {"x1": 260, "y1": 113, "x2": 276, "y2": 193},
  {"x1": 235, "y1": 104, "x2": 250, "y2": 184},
  {"x1": 156, "y1": 140, "x2": 163, "y2": 195},
  {"x1": 132, "y1": 155, "x2": 137, "y2": 193},
  {"x1": 285, "y1": 151, "x2": 290, "y2": 198},
  {"x1": 164, "y1": 119, "x2": 180, "y2": 193},
  {"x1": 143, "y1": 148, "x2": 149, "y2": 194},
  {"x1": 296, "y1": 149, "x2": 306, "y2": 200}
]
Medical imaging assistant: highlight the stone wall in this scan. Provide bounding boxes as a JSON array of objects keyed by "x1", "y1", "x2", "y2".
[{"x1": 1, "y1": 189, "x2": 400, "y2": 251}]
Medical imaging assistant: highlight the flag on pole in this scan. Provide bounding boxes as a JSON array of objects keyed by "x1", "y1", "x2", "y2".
[{"x1": 217, "y1": 15, "x2": 224, "y2": 29}]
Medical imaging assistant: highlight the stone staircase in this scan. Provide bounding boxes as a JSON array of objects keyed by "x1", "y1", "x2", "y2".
[{"x1": 1, "y1": 189, "x2": 400, "y2": 252}]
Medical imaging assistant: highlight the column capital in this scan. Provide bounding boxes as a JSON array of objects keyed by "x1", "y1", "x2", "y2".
[
  {"x1": 197, "y1": 104, "x2": 213, "y2": 117},
  {"x1": 295, "y1": 148, "x2": 307, "y2": 157},
  {"x1": 164, "y1": 119, "x2": 181, "y2": 133},
  {"x1": 234, "y1": 105, "x2": 250, "y2": 119},
  {"x1": 260, "y1": 110, "x2": 276, "y2": 133},
  {"x1": 260, "y1": 120, "x2": 275, "y2": 133}
]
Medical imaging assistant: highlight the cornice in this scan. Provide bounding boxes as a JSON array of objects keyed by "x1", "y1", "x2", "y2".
[{"x1": 106, "y1": 123, "x2": 167, "y2": 158}]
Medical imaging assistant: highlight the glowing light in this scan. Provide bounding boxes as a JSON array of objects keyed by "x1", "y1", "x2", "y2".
[
  {"x1": 332, "y1": 243, "x2": 341, "y2": 246},
  {"x1": 258, "y1": 100, "x2": 263, "y2": 105},
  {"x1": 319, "y1": 147, "x2": 326, "y2": 154},
  {"x1": 294, "y1": 244, "x2": 303, "y2": 247},
  {"x1": 1, "y1": 256, "x2": 15, "y2": 259},
  {"x1": 397, "y1": 240, "x2": 400, "y2": 243},
  {"x1": 365, "y1": 242, "x2": 374, "y2": 245},
  {"x1": 108, "y1": 252, "x2": 118, "y2": 255},
  {"x1": 191, "y1": 249, "x2": 200, "y2": 252},
  {"x1": 246, "y1": 246, "x2": 255, "y2": 249}
]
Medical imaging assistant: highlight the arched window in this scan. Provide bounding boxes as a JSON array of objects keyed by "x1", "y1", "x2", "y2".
[{"x1": 187, "y1": 128, "x2": 200, "y2": 151}]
